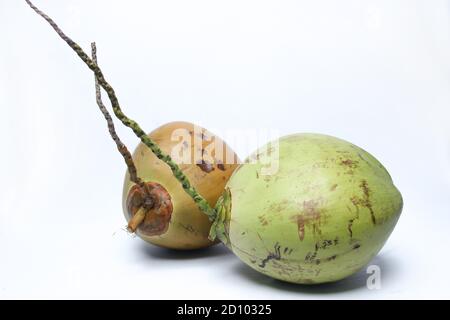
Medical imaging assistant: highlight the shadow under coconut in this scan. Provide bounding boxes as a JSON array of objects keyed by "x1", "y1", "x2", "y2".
[
  {"x1": 140, "y1": 242, "x2": 232, "y2": 260},
  {"x1": 231, "y1": 253, "x2": 401, "y2": 294}
]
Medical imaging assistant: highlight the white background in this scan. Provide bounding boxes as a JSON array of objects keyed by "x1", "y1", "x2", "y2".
[{"x1": 1, "y1": 0, "x2": 450, "y2": 299}]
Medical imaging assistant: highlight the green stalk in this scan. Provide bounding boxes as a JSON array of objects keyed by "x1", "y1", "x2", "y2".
[
  {"x1": 25, "y1": 0, "x2": 217, "y2": 220},
  {"x1": 91, "y1": 42, "x2": 151, "y2": 201}
]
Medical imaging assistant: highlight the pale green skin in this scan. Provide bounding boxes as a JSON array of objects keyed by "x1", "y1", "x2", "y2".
[{"x1": 212, "y1": 133, "x2": 403, "y2": 284}]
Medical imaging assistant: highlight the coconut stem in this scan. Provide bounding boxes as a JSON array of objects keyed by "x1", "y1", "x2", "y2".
[
  {"x1": 127, "y1": 207, "x2": 147, "y2": 233},
  {"x1": 91, "y1": 42, "x2": 152, "y2": 208},
  {"x1": 25, "y1": 0, "x2": 217, "y2": 221}
]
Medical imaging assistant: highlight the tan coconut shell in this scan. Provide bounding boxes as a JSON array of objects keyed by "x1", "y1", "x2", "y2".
[{"x1": 122, "y1": 121, "x2": 239, "y2": 249}]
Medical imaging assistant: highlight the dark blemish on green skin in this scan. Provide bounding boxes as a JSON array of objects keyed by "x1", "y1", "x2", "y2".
[
  {"x1": 361, "y1": 180, "x2": 376, "y2": 224},
  {"x1": 258, "y1": 215, "x2": 269, "y2": 226},
  {"x1": 348, "y1": 219, "x2": 354, "y2": 238},
  {"x1": 305, "y1": 252, "x2": 339, "y2": 265},
  {"x1": 256, "y1": 171, "x2": 259, "y2": 179},
  {"x1": 258, "y1": 243, "x2": 282, "y2": 268},
  {"x1": 311, "y1": 254, "x2": 338, "y2": 265},
  {"x1": 312, "y1": 223, "x2": 321, "y2": 237},
  {"x1": 305, "y1": 247, "x2": 318, "y2": 262},
  {"x1": 330, "y1": 184, "x2": 338, "y2": 191},
  {"x1": 340, "y1": 159, "x2": 359, "y2": 169},
  {"x1": 305, "y1": 252, "x2": 311, "y2": 262},
  {"x1": 318, "y1": 239, "x2": 335, "y2": 250},
  {"x1": 296, "y1": 199, "x2": 324, "y2": 241},
  {"x1": 351, "y1": 180, "x2": 377, "y2": 225},
  {"x1": 305, "y1": 241, "x2": 363, "y2": 266},
  {"x1": 326, "y1": 255, "x2": 337, "y2": 262},
  {"x1": 308, "y1": 239, "x2": 339, "y2": 262},
  {"x1": 256, "y1": 232, "x2": 264, "y2": 242},
  {"x1": 297, "y1": 215, "x2": 305, "y2": 241}
]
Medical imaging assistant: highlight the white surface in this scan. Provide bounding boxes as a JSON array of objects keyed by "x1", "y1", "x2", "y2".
[{"x1": 1, "y1": 0, "x2": 450, "y2": 299}]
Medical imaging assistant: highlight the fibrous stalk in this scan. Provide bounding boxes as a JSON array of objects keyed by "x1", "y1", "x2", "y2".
[
  {"x1": 25, "y1": 0, "x2": 217, "y2": 220},
  {"x1": 91, "y1": 42, "x2": 152, "y2": 208}
]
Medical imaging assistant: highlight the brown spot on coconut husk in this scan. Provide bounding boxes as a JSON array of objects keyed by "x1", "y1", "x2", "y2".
[
  {"x1": 340, "y1": 159, "x2": 359, "y2": 169},
  {"x1": 348, "y1": 219, "x2": 354, "y2": 238},
  {"x1": 126, "y1": 182, "x2": 173, "y2": 236},
  {"x1": 351, "y1": 180, "x2": 376, "y2": 225},
  {"x1": 258, "y1": 215, "x2": 269, "y2": 226},
  {"x1": 295, "y1": 199, "x2": 324, "y2": 240},
  {"x1": 297, "y1": 215, "x2": 305, "y2": 241}
]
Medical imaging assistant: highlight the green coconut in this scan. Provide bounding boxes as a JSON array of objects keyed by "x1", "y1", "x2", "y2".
[{"x1": 211, "y1": 133, "x2": 403, "y2": 284}]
